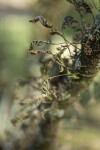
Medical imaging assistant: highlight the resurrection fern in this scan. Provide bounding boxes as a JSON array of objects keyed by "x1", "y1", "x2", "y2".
[{"x1": 11, "y1": 0, "x2": 100, "y2": 126}]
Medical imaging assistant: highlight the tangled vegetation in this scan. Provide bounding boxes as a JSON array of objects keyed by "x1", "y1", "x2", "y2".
[{"x1": 11, "y1": 0, "x2": 100, "y2": 149}]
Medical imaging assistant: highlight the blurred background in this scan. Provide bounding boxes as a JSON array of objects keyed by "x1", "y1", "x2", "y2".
[{"x1": 0, "y1": 0, "x2": 100, "y2": 150}]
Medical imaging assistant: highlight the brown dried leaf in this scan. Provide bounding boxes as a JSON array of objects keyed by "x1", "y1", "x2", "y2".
[
  {"x1": 29, "y1": 49, "x2": 52, "y2": 55},
  {"x1": 29, "y1": 16, "x2": 53, "y2": 29},
  {"x1": 62, "y1": 16, "x2": 78, "y2": 29}
]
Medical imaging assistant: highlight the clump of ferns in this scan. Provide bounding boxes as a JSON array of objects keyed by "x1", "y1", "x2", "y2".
[{"x1": 11, "y1": 0, "x2": 99, "y2": 125}]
